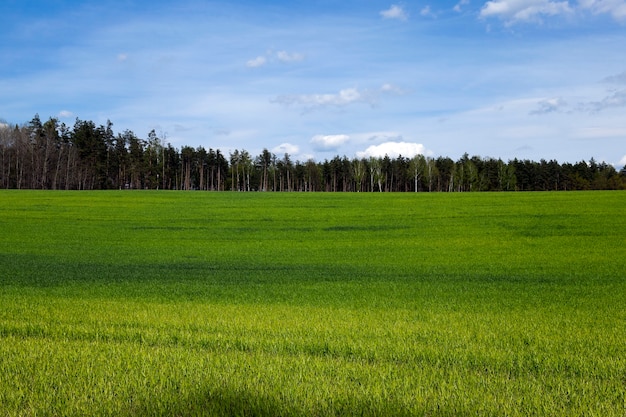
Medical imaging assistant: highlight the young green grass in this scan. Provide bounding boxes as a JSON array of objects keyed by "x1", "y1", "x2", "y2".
[{"x1": 0, "y1": 190, "x2": 625, "y2": 415}]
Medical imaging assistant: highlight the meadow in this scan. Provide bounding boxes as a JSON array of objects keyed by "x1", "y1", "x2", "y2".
[{"x1": 0, "y1": 190, "x2": 624, "y2": 416}]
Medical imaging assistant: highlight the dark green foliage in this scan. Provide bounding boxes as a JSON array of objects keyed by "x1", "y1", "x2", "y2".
[{"x1": 1, "y1": 115, "x2": 625, "y2": 191}]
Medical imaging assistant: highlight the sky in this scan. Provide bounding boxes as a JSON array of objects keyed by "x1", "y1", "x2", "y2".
[{"x1": 1, "y1": 0, "x2": 625, "y2": 167}]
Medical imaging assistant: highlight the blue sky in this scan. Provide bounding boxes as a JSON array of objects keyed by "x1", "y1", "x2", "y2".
[{"x1": 1, "y1": 0, "x2": 625, "y2": 166}]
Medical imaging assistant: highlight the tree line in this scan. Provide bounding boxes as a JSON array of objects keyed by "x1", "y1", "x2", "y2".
[{"x1": 1, "y1": 115, "x2": 625, "y2": 192}]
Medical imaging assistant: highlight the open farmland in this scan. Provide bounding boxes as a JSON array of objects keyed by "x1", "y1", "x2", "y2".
[{"x1": 0, "y1": 190, "x2": 625, "y2": 416}]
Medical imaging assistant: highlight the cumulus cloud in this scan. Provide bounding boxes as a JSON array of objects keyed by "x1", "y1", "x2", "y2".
[
  {"x1": 480, "y1": 0, "x2": 573, "y2": 24},
  {"x1": 356, "y1": 141, "x2": 426, "y2": 159},
  {"x1": 310, "y1": 134, "x2": 350, "y2": 151},
  {"x1": 380, "y1": 4, "x2": 409, "y2": 20},
  {"x1": 272, "y1": 142, "x2": 300, "y2": 155},
  {"x1": 619, "y1": 154, "x2": 626, "y2": 166}
]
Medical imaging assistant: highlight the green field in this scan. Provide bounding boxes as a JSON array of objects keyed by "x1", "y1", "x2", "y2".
[{"x1": 0, "y1": 190, "x2": 625, "y2": 416}]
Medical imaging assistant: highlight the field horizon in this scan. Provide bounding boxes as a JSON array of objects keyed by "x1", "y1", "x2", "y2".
[{"x1": 1, "y1": 190, "x2": 625, "y2": 416}]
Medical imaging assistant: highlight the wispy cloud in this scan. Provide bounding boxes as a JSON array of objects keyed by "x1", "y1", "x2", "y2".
[
  {"x1": 380, "y1": 83, "x2": 406, "y2": 94},
  {"x1": 602, "y1": 70, "x2": 626, "y2": 84},
  {"x1": 420, "y1": 6, "x2": 436, "y2": 18},
  {"x1": 529, "y1": 70, "x2": 626, "y2": 115},
  {"x1": 454, "y1": 0, "x2": 471, "y2": 12},
  {"x1": 529, "y1": 87, "x2": 626, "y2": 115},
  {"x1": 480, "y1": 0, "x2": 573, "y2": 24},
  {"x1": 276, "y1": 51, "x2": 304, "y2": 63},
  {"x1": 579, "y1": 0, "x2": 626, "y2": 21},
  {"x1": 246, "y1": 50, "x2": 304, "y2": 68},
  {"x1": 380, "y1": 4, "x2": 409, "y2": 21},
  {"x1": 583, "y1": 89, "x2": 626, "y2": 112},
  {"x1": 58, "y1": 110, "x2": 74, "y2": 118},
  {"x1": 480, "y1": 0, "x2": 626, "y2": 24},
  {"x1": 530, "y1": 97, "x2": 568, "y2": 115},
  {"x1": 246, "y1": 56, "x2": 267, "y2": 68},
  {"x1": 272, "y1": 84, "x2": 404, "y2": 112},
  {"x1": 274, "y1": 88, "x2": 370, "y2": 109}
]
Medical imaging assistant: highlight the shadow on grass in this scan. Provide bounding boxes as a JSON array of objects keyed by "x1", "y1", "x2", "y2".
[
  {"x1": 130, "y1": 387, "x2": 319, "y2": 417},
  {"x1": 132, "y1": 388, "x2": 293, "y2": 416},
  {"x1": 131, "y1": 387, "x2": 415, "y2": 417}
]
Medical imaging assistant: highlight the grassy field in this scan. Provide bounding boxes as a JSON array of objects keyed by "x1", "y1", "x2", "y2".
[{"x1": 0, "y1": 190, "x2": 624, "y2": 416}]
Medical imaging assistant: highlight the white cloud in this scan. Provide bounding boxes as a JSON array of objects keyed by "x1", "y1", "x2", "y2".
[
  {"x1": 273, "y1": 88, "x2": 372, "y2": 110},
  {"x1": 117, "y1": 53, "x2": 129, "y2": 62},
  {"x1": 454, "y1": 0, "x2": 471, "y2": 12},
  {"x1": 58, "y1": 110, "x2": 74, "y2": 118},
  {"x1": 272, "y1": 142, "x2": 300, "y2": 155},
  {"x1": 276, "y1": 51, "x2": 304, "y2": 63},
  {"x1": 481, "y1": 0, "x2": 626, "y2": 23},
  {"x1": 247, "y1": 51, "x2": 304, "y2": 68},
  {"x1": 421, "y1": 6, "x2": 436, "y2": 17},
  {"x1": 356, "y1": 141, "x2": 426, "y2": 159},
  {"x1": 579, "y1": 0, "x2": 626, "y2": 21},
  {"x1": 380, "y1": 4, "x2": 409, "y2": 20},
  {"x1": 619, "y1": 155, "x2": 626, "y2": 166},
  {"x1": 380, "y1": 83, "x2": 408, "y2": 95},
  {"x1": 311, "y1": 134, "x2": 350, "y2": 151},
  {"x1": 273, "y1": 84, "x2": 403, "y2": 111},
  {"x1": 480, "y1": 0, "x2": 573, "y2": 24},
  {"x1": 246, "y1": 56, "x2": 267, "y2": 68}
]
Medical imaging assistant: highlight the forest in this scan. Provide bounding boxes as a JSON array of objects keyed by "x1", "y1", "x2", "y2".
[{"x1": 1, "y1": 114, "x2": 625, "y2": 192}]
